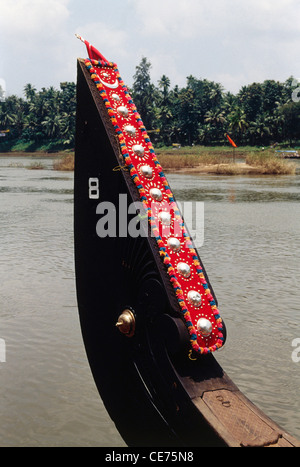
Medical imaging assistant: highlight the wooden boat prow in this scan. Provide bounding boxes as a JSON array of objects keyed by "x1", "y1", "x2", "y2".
[{"x1": 74, "y1": 47, "x2": 299, "y2": 447}]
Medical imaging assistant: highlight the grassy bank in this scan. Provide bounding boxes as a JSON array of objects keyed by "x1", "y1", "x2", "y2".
[
  {"x1": 155, "y1": 146, "x2": 296, "y2": 175},
  {"x1": 51, "y1": 146, "x2": 296, "y2": 175},
  {"x1": 53, "y1": 153, "x2": 75, "y2": 171},
  {"x1": 0, "y1": 138, "x2": 73, "y2": 154},
  {"x1": 245, "y1": 152, "x2": 296, "y2": 174}
]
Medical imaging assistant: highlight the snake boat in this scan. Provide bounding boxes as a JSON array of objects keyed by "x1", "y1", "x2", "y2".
[{"x1": 74, "y1": 36, "x2": 299, "y2": 447}]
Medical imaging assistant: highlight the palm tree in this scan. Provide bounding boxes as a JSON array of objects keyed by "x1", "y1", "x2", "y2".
[
  {"x1": 42, "y1": 113, "x2": 63, "y2": 139},
  {"x1": 248, "y1": 116, "x2": 271, "y2": 145},
  {"x1": 0, "y1": 108, "x2": 14, "y2": 128},
  {"x1": 24, "y1": 83, "x2": 37, "y2": 101},
  {"x1": 208, "y1": 83, "x2": 223, "y2": 107},
  {"x1": 204, "y1": 109, "x2": 226, "y2": 126},
  {"x1": 228, "y1": 106, "x2": 248, "y2": 138},
  {"x1": 204, "y1": 110, "x2": 227, "y2": 143},
  {"x1": 158, "y1": 75, "x2": 171, "y2": 101},
  {"x1": 132, "y1": 57, "x2": 156, "y2": 129},
  {"x1": 156, "y1": 75, "x2": 173, "y2": 144}
]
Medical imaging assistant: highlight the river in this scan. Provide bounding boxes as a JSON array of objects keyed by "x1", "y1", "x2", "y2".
[{"x1": 0, "y1": 154, "x2": 299, "y2": 446}]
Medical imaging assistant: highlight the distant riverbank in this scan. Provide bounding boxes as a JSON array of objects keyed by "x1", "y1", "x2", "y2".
[
  {"x1": 0, "y1": 151, "x2": 68, "y2": 158},
  {"x1": 1, "y1": 145, "x2": 297, "y2": 175}
]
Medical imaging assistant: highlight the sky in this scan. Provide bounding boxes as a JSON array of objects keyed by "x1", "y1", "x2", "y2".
[{"x1": 1, "y1": 0, "x2": 300, "y2": 98}]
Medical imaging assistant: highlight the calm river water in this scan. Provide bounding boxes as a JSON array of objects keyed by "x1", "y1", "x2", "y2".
[{"x1": 0, "y1": 154, "x2": 299, "y2": 447}]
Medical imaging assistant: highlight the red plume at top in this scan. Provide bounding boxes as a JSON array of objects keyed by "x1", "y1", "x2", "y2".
[{"x1": 75, "y1": 34, "x2": 109, "y2": 62}]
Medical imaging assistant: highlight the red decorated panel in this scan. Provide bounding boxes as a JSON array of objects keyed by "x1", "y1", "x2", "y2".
[{"x1": 84, "y1": 57, "x2": 225, "y2": 355}]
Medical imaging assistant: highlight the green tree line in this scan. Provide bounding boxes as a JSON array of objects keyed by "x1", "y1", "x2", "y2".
[
  {"x1": 0, "y1": 82, "x2": 76, "y2": 151},
  {"x1": 1, "y1": 58, "x2": 300, "y2": 150}
]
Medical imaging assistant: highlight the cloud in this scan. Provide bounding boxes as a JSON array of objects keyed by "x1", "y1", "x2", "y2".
[
  {"x1": 130, "y1": 0, "x2": 227, "y2": 39},
  {"x1": 0, "y1": 0, "x2": 70, "y2": 39},
  {"x1": 127, "y1": 0, "x2": 300, "y2": 91},
  {"x1": 131, "y1": 0, "x2": 299, "y2": 39},
  {"x1": 0, "y1": 0, "x2": 72, "y2": 94},
  {"x1": 1, "y1": 0, "x2": 300, "y2": 96},
  {"x1": 0, "y1": 0, "x2": 71, "y2": 68}
]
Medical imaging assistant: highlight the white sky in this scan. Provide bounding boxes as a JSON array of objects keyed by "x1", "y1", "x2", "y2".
[{"x1": 1, "y1": 0, "x2": 300, "y2": 97}]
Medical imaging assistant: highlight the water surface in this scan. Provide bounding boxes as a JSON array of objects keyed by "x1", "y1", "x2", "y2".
[{"x1": 0, "y1": 155, "x2": 299, "y2": 446}]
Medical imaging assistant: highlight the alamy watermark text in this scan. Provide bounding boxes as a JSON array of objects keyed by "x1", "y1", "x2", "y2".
[{"x1": 94, "y1": 194, "x2": 204, "y2": 246}]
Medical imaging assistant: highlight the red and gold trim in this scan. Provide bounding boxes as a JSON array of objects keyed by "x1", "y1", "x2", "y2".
[{"x1": 84, "y1": 55, "x2": 225, "y2": 355}]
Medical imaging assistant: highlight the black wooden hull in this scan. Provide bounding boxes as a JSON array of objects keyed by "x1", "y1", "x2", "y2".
[{"x1": 74, "y1": 59, "x2": 299, "y2": 447}]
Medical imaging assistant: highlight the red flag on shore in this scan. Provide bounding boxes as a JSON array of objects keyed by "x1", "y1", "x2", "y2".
[{"x1": 226, "y1": 134, "x2": 237, "y2": 148}]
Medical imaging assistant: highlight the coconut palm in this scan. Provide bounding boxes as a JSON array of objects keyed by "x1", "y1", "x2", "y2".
[
  {"x1": 24, "y1": 83, "x2": 37, "y2": 101},
  {"x1": 228, "y1": 106, "x2": 248, "y2": 138},
  {"x1": 204, "y1": 109, "x2": 226, "y2": 126}
]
